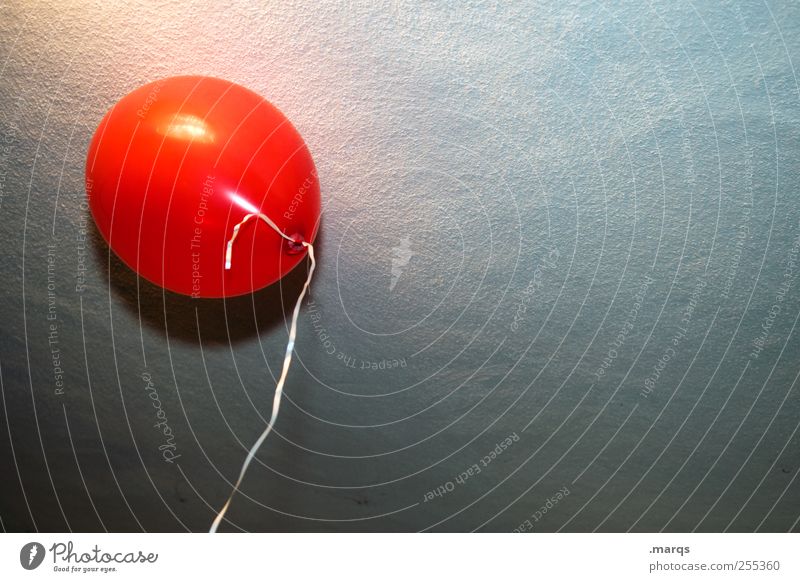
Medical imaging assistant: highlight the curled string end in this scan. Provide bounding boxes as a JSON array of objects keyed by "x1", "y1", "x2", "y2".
[{"x1": 224, "y1": 241, "x2": 233, "y2": 270}]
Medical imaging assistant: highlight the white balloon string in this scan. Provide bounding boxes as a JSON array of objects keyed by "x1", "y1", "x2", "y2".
[
  {"x1": 225, "y1": 212, "x2": 294, "y2": 269},
  {"x1": 210, "y1": 213, "x2": 316, "y2": 533}
]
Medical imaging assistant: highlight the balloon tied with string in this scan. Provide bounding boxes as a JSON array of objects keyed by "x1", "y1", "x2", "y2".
[{"x1": 85, "y1": 75, "x2": 321, "y2": 532}]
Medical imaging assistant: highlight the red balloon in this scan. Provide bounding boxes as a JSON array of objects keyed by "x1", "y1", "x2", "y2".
[{"x1": 85, "y1": 75, "x2": 321, "y2": 298}]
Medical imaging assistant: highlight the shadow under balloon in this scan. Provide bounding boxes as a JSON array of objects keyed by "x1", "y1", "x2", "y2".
[{"x1": 90, "y1": 219, "x2": 324, "y2": 346}]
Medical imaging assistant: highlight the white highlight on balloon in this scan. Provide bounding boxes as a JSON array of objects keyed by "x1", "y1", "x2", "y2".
[{"x1": 228, "y1": 191, "x2": 262, "y2": 215}]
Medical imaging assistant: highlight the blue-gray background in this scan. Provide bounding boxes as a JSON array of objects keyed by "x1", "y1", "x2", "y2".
[{"x1": 0, "y1": 0, "x2": 798, "y2": 532}]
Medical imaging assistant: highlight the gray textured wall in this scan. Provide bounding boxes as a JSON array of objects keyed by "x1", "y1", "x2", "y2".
[{"x1": 1, "y1": 0, "x2": 798, "y2": 532}]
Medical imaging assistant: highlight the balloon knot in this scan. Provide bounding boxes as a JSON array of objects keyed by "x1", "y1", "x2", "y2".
[{"x1": 286, "y1": 233, "x2": 306, "y2": 255}]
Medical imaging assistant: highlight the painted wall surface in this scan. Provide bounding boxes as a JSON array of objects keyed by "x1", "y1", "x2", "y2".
[{"x1": 0, "y1": 1, "x2": 798, "y2": 532}]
